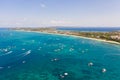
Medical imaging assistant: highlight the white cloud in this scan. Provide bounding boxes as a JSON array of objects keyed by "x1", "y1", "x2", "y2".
[
  {"x1": 50, "y1": 20, "x2": 71, "y2": 24},
  {"x1": 40, "y1": 3, "x2": 46, "y2": 8},
  {"x1": 23, "y1": 18, "x2": 28, "y2": 21}
]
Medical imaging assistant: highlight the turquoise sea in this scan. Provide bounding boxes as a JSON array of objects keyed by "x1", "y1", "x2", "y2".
[{"x1": 0, "y1": 29, "x2": 120, "y2": 80}]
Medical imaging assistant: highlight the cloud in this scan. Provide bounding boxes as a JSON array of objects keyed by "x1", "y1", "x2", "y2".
[
  {"x1": 40, "y1": 3, "x2": 46, "y2": 8},
  {"x1": 50, "y1": 20, "x2": 69, "y2": 24},
  {"x1": 50, "y1": 20, "x2": 72, "y2": 26},
  {"x1": 23, "y1": 18, "x2": 28, "y2": 21}
]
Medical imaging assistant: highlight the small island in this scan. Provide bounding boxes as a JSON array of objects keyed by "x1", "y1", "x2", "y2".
[{"x1": 11, "y1": 27, "x2": 120, "y2": 44}]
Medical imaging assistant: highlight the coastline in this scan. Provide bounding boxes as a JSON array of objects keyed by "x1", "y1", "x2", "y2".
[{"x1": 15, "y1": 30, "x2": 120, "y2": 45}]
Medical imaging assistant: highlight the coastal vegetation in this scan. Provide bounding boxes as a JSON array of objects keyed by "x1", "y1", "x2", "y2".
[
  {"x1": 77, "y1": 32, "x2": 120, "y2": 43},
  {"x1": 12, "y1": 28, "x2": 120, "y2": 43}
]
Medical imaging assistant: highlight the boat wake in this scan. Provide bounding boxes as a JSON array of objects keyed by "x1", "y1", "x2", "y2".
[
  {"x1": 5, "y1": 51, "x2": 13, "y2": 55},
  {"x1": 23, "y1": 50, "x2": 31, "y2": 56},
  {"x1": 104, "y1": 53, "x2": 120, "y2": 57},
  {"x1": 0, "y1": 51, "x2": 13, "y2": 56}
]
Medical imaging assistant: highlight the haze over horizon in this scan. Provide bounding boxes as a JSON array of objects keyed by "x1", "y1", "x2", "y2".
[{"x1": 0, "y1": 0, "x2": 120, "y2": 28}]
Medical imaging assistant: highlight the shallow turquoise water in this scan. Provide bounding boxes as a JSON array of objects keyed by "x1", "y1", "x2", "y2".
[{"x1": 0, "y1": 30, "x2": 120, "y2": 80}]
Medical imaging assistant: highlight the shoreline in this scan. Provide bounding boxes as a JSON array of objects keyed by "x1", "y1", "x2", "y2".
[{"x1": 15, "y1": 30, "x2": 120, "y2": 45}]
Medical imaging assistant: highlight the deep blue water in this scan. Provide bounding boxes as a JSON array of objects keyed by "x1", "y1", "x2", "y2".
[
  {"x1": 57, "y1": 27, "x2": 120, "y2": 32},
  {"x1": 0, "y1": 29, "x2": 120, "y2": 80}
]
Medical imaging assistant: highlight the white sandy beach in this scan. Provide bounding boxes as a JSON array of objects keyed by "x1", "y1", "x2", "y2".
[{"x1": 15, "y1": 30, "x2": 120, "y2": 45}]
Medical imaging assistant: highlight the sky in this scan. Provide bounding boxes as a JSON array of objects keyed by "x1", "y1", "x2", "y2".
[{"x1": 0, "y1": 0, "x2": 120, "y2": 27}]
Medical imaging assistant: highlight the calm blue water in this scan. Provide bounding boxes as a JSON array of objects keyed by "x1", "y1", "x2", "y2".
[
  {"x1": 0, "y1": 29, "x2": 120, "y2": 80},
  {"x1": 57, "y1": 27, "x2": 120, "y2": 32}
]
